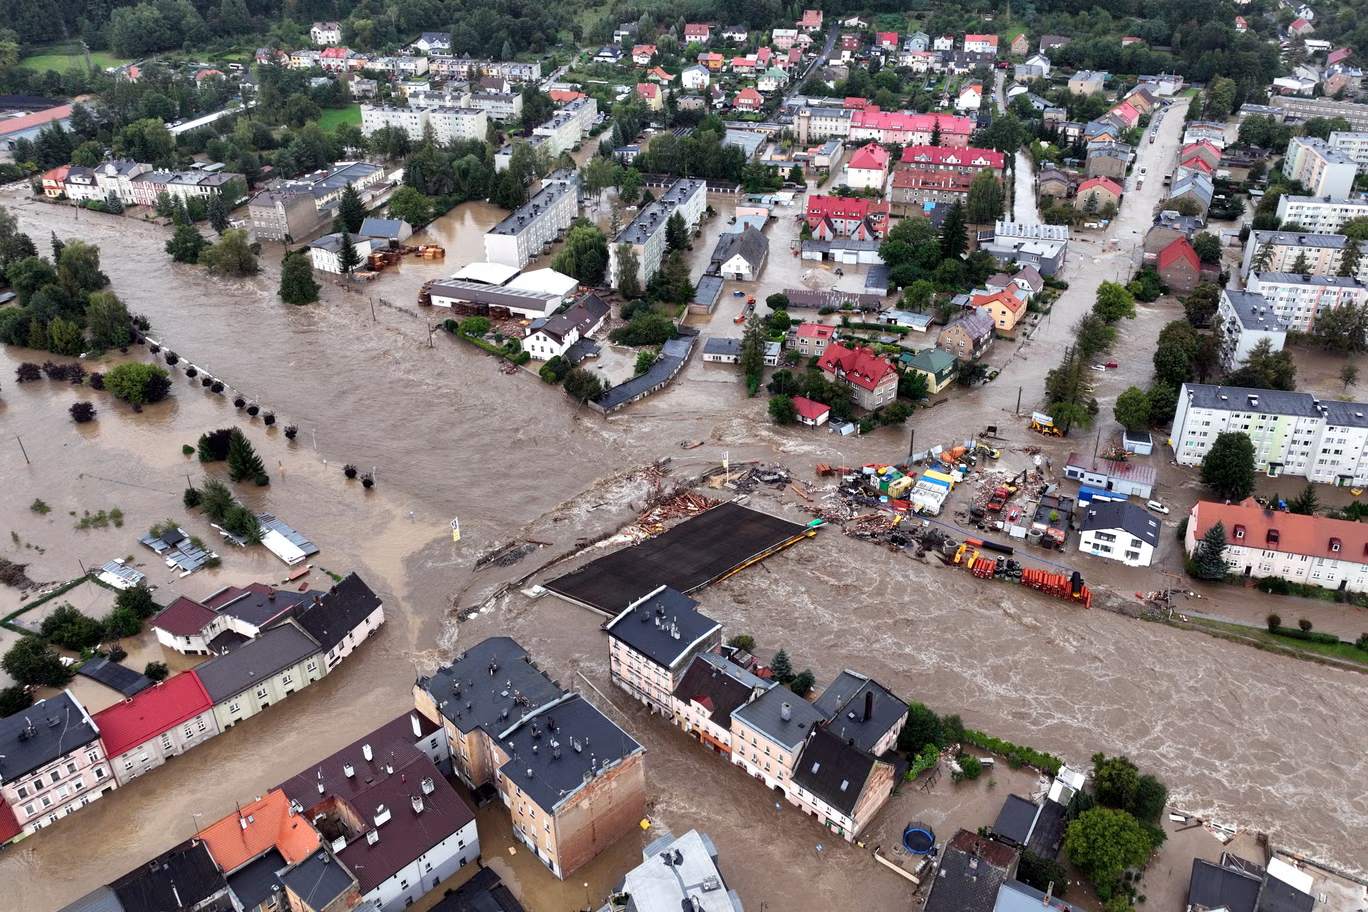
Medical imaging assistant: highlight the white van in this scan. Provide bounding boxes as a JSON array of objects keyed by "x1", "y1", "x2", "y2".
[{"x1": 1146, "y1": 501, "x2": 1170, "y2": 515}]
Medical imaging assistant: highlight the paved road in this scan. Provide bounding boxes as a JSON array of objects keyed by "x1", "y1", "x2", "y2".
[{"x1": 993, "y1": 70, "x2": 1041, "y2": 225}]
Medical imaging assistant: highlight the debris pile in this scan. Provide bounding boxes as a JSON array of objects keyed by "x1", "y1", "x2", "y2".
[{"x1": 625, "y1": 492, "x2": 720, "y2": 538}]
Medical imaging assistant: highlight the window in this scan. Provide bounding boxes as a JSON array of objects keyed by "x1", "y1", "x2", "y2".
[
  {"x1": 196, "y1": 718, "x2": 206, "y2": 733},
  {"x1": 124, "y1": 760, "x2": 134, "y2": 771},
  {"x1": 281, "y1": 673, "x2": 294, "y2": 687},
  {"x1": 49, "y1": 771, "x2": 61, "y2": 785},
  {"x1": 228, "y1": 702, "x2": 241, "y2": 714},
  {"x1": 162, "y1": 735, "x2": 173, "y2": 750},
  {"x1": 66, "y1": 762, "x2": 77, "y2": 776},
  {"x1": 17, "y1": 786, "x2": 27, "y2": 800},
  {"x1": 41, "y1": 796, "x2": 52, "y2": 808},
  {"x1": 94, "y1": 767, "x2": 105, "y2": 780},
  {"x1": 255, "y1": 687, "x2": 268, "y2": 700},
  {"x1": 22, "y1": 804, "x2": 34, "y2": 817},
  {"x1": 85, "y1": 751, "x2": 98, "y2": 764}
]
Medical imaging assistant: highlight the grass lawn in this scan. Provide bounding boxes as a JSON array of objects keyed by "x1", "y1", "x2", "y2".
[
  {"x1": 318, "y1": 105, "x2": 362, "y2": 132},
  {"x1": 21, "y1": 48, "x2": 129, "y2": 73},
  {"x1": 1185, "y1": 616, "x2": 1368, "y2": 668}
]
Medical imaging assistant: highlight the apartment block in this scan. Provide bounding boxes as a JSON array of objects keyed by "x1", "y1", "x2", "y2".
[
  {"x1": 1216, "y1": 288, "x2": 1289, "y2": 370},
  {"x1": 1186, "y1": 499, "x2": 1368, "y2": 592},
  {"x1": 1328, "y1": 130, "x2": 1368, "y2": 173},
  {"x1": 672, "y1": 653, "x2": 773, "y2": 754},
  {"x1": 605, "y1": 586, "x2": 723, "y2": 715},
  {"x1": 0, "y1": 692, "x2": 114, "y2": 841},
  {"x1": 794, "y1": 106, "x2": 854, "y2": 142},
  {"x1": 484, "y1": 173, "x2": 580, "y2": 268},
  {"x1": 531, "y1": 97, "x2": 597, "y2": 156},
  {"x1": 609, "y1": 178, "x2": 706, "y2": 288},
  {"x1": 1171, "y1": 383, "x2": 1368, "y2": 485},
  {"x1": 1245, "y1": 271, "x2": 1368, "y2": 332},
  {"x1": 1284, "y1": 137, "x2": 1357, "y2": 198},
  {"x1": 360, "y1": 104, "x2": 487, "y2": 144},
  {"x1": 92, "y1": 674, "x2": 220, "y2": 786},
  {"x1": 1272, "y1": 96, "x2": 1368, "y2": 130},
  {"x1": 1239, "y1": 230, "x2": 1368, "y2": 280},
  {"x1": 1274, "y1": 195, "x2": 1368, "y2": 233},
  {"x1": 413, "y1": 637, "x2": 646, "y2": 879},
  {"x1": 470, "y1": 91, "x2": 524, "y2": 122}
]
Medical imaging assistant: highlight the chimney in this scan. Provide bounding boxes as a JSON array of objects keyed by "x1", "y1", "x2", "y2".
[
  {"x1": 344, "y1": 763, "x2": 354, "y2": 778},
  {"x1": 863, "y1": 690, "x2": 874, "y2": 722},
  {"x1": 411, "y1": 712, "x2": 422, "y2": 738},
  {"x1": 411, "y1": 794, "x2": 425, "y2": 814},
  {"x1": 781, "y1": 702, "x2": 793, "y2": 721},
  {"x1": 239, "y1": 817, "x2": 248, "y2": 830},
  {"x1": 363, "y1": 744, "x2": 373, "y2": 762},
  {"x1": 1044, "y1": 882, "x2": 1054, "y2": 905},
  {"x1": 268, "y1": 590, "x2": 275, "y2": 601}
]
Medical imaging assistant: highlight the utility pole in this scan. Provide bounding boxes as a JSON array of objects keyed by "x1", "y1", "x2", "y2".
[
  {"x1": 15, "y1": 435, "x2": 29, "y2": 465},
  {"x1": 369, "y1": 296, "x2": 377, "y2": 321},
  {"x1": 1015, "y1": 386, "x2": 1022, "y2": 415},
  {"x1": 906, "y1": 428, "x2": 915, "y2": 463}
]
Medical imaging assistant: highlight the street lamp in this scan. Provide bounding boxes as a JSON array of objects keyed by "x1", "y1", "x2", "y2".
[
  {"x1": 584, "y1": 882, "x2": 591, "y2": 911},
  {"x1": 189, "y1": 812, "x2": 202, "y2": 836}
]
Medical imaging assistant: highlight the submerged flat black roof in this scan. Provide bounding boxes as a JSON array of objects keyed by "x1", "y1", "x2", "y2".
[{"x1": 545, "y1": 502, "x2": 810, "y2": 613}]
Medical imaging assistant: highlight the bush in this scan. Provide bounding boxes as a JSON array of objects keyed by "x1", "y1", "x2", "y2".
[
  {"x1": 790, "y1": 669, "x2": 815, "y2": 697},
  {"x1": 183, "y1": 486, "x2": 203, "y2": 508},
  {"x1": 1266, "y1": 613, "x2": 1281, "y2": 632},
  {"x1": 961, "y1": 756, "x2": 983, "y2": 779},
  {"x1": 962, "y1": 730, "x2": 1061, "y2": 775},
  {"x1": 69, "y1": 401, "x2": 97, "y2": 423},
  {"x1": 1299, "y1": 618, "x2": 1313, "y2": 632},
  {"x1": 1019, "y1": 851, "x2": 1070, "y2": 898},
  {"x1": 1355, "y1": 633, "x2": 1368, "y2": 652},
  {"x1": 41, "y1": 604, "x2": 106, "y2": 651},
  {"x1": 104, "y1": 362, "x2": 172, "y2": 405},
  {"x1": 198, "y1": 428, "x2": 234, "y2": 462},
  {"x1": 2, "y1": 637, "x2": 73, "y2": 688},
  {"x1": 457, "y1": 316, "x2": 491, "y2": 337},
  {"x1": 144, "y1": 661, "x2": 170, "y2": 682},
  {"x1": 182, "y1": 444, "x2": 195, "y2": 455},
  {"x1": 726, "y1": 634, "x2": 755, "y2": 651},
  {"x1": 0, "y1": 685, "x2": 33, "y2": 719}
]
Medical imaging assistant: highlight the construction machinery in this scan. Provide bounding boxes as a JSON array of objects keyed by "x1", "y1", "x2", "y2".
[
  {"x1": 1029, "y1": 412, "x2": 1064, "y2": 437},
  {"x1": 986, "y1": 486, "x2": 1014, "y2": 512}
]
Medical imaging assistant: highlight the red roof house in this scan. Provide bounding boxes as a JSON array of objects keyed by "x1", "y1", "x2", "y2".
[
  {"x1": 817, "y1": 343, "x2": 899, "y2": 410},
  {"x1": 876, "y1": 32, "x2": 899, "y2": 49},
  {"x1": 805, "y1": 194, "x2": 891, "y2": 240},
  {"x1": 1077, "y1": 176, "x2": 1123, "y2": 208},
  {"x1": 198, "y1": 790, "x2": 322, "y2": 873},
  {"x1": 152, "y1": 596, "x2": 218, "y2": 637},
  {"x1": 792, "y1": 396, "x2": 831, "y2": 426},
  {"x1": 1329, "y1": 48, "x2": 1352, "y2": 66},
  {"x1": 92, "y1": 673, "x2": 215, "y2": 759},
  {"x1": 684, "y1": 23, "x2": 712, "y2": 43},
  {"x1": 733, "y1": 87, "x2": 764, "y2": 111},
  {"x1": 1188, "y1": 498, "x2": 1368, "y2": 573},
  {"x1": 1157, "y1": 237, "x2": 1201, "y2": 293},
  {"x1": 549, "y1": 89, "x2": 585, "y2": 103},
  {"x1": 1289, "y1": 17, "x2": 1314, "y2": 35},
  {"x1": 1108, "y1": 101, "x2": 1140, "y2": 127},
  {"x1": 899, "y1": 145, "x2": 1005, "y2": 172},
  {"x1": 0, "y1": 802, "x2": 21, "y2": 845},
  {"x1": 799, "y1": 9, "x2": 824, "y2": 31}
]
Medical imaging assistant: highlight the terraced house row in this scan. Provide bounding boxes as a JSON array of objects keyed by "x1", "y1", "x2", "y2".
[{"x1": 0, "y1": 574, "x2": 384, "y2": 846}]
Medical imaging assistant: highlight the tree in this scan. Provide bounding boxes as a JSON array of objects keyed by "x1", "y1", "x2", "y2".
[
  {"x1": 563, "y1": 368, "x2": 605, "y2": 402},
  {"x1": 552, "y1": 221, "x2": 610, "y2": 285},
  {"x1": 1287, "y1": 483, "x2": 1320, "y2": 516},
  {"x1": 40, "y1": 605, "x2": 106, "y2": 651},
  {"x1": 769, "y1": 648, "x2": 794, "y2": 684},
  {"x1": 199, "y1": 229, "x2": 259, "y2": 277},
  {"x1": 84, "y1": 292, "x2": 130, "y2": 354},
  {"x1": 897, "y1": 703, "x2": 946, "y2": 753},
  {"x1": 337, "y1": 182, "x2": 365, "y2": 233},
  {"x1": 619, "y1": 168, "x2": 644, "y2": 206},
  {"x1": 615, "y1": 244, "x2": 642, "y2": 298},
  {"x1": 1093, "y1": 281, "x2": 1136, "y2": 322},
  {"x1": 966, "y1": 170, "x2": 1005, "y2": 224},
  {"x1": 1091, "y1": 754, "x2": 1141, "y2": 809},
  {"x1": 2, "y1": 636, "x2": 72, "y2": 688},
  {"x1": 166, "y1": 224, "x2": 209, "y2": 264},
  {"x1": 1191, "y1": 232, "x2": 1222, "y2": 264},
  {"x1": 1225, "y1": 337, "x2": 1296, "y2": 391},
  {"x1": 769, "y1": 395, "x2": 798, "y2": 424},
  {"x1": 387, "y1": 186, "x2": 433, "y2": 226},
  {"x1": 1131, "y1": 774, "x2": 1169, "y2": 824},
  {"x1": 279, "y1": 250, "x2": 321, "y2": 305},
  {"x1": 957, "y1": 360, "x2": 989, "y2": 387},
  {"x1": 740, "y1": 313, "x2": 766, "y2": 393},
  {"x1": 115, "y1": 583, "x2": 160, "y2": 621},
  {"x1": 1194, "y1": 520, "x2": 1231, "y2": 580},
  {"x1": 0, "y1": 685, "x2": 32, "y2": 719},
  {"x1": 206, "y1": 194, "x2": 230, "y2": 234},
  {"x1": 940, "y1": 201, "x2": 969, "y2": 261},
  {"x1": 790, "y1": 669, "x2": 816, "y2": 697},
  {"x1": 1342, "y1": 363, "x2": 1360, "y2": 389},
  {"x1": 881, "y1": 400, "x2": 914, "y2": 425},
  {"x1": 57, "y1": 239, "x2": 107, "y2": 296},
  {"x1": 1113, "y1": 387, "x2": 1152, "y2": 431},
  {"x1": 1019, "y1": 851, "x2": 1070, "y2": 898},
  {"x1": 766, "y1": 293, "x2": 790, "y2": 311},
  {"x1": 102, "y1": 606, "x2": 142, "y2": 638},
  {"x1": 1251, "y1": 240, "x2": 1275, "y2": 273},
  {"x1": 144, "y1": 661, "x2": 170, "y2": 682},
  {"x1": 227, "y1": 427, "x2": 266, "y2": 483},
  {"x1": 458, "y1": 316, "x2": 491, "y2": 337},
  {"x1": 727, "y1": 634, "x2": 756, "y2": 651},
  {"x1": 336, "y1": 231, "x2": 361, "y2": 274},
  {"x1": 1064, "y1": 807, "x2": 1154, "y2": 885},
  {"x1": 1340, "y1": 240, "x2": 1362, "y2": 278},
  {"x1": 1201, "y1": 433, "x2": 1256, "y2": 502},
  {"x1": 1311, "y1": 302, "x2": 1368, "y2": 354},
  {"x1": 104, "y1": 362, "x2": 171, "y2": 405},
  {"x1": 1183, "y1": 284, "x2": 1221, "y2": 327},
  {"x1": 1342, "y1": 217, "x2": 1368, "y2": 241},
  {"x1": 665, "y1": 210, "x2": 689, "y2": 252}
]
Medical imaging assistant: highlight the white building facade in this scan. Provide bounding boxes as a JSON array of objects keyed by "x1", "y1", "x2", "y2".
[
  {"x1": 609, "y1": 178, "x2": 707, "y2": 288},
  {"x1": 1244, "y1": 271, "x2": 1368, "y2": 333},
  {"x1": 1275, "y1": 195, "x2": 1368, "y2": 233}
]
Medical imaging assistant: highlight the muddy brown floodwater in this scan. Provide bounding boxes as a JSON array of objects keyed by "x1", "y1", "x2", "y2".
[{"x1": 1, "y1": 167, "x2": 1366, "y2": 912}]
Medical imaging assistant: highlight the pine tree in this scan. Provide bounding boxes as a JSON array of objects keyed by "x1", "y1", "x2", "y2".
[
  {"x1": 206, "y1": 194, "x2": 230, "y2": 233},
  {"x1": 930, "y1": 117, "x2": 942, "y2": 147},
  {"x1": 1193, "y1": 522, "x2": 1230, "y2": 580},
  {"x1": 338, "y1": 182, "x2": 365, "y2": 233},
  {"x1": 337, "y1": 232, "x2": 362, "y2": 274},
  {"x1": 50, "y1": 231, "x2": 64, "y2": 261},
  {"x1": 940, "y1": 201, "x2": 969, "y2": 260},
  {"x1": 279, "y1": 250, "x2": 321, "y2": 305},
  {"x1": 665, "y1": 210, "x2": 688, "y2": 252},
  {"x1": 740, "y1": 312, "x2": 766, "y2": 393},
  {"x1": 1251, "y1": 239, "x2": 1275, "y2": 272},
  {"x1": 770, "y1": 648, "x2": 794, "y2": 684},
  {"x1": 1339, "y1": 240, "x2": 1361, "y2": 278},
  {"x1": 227, "y1": 427, "x2": 266, "y2": 482},
  {"x1": 1291, "y1": 251, "x2": 1311, "y2": 274},
  {"x1": 104, "y1": 191, "x2": 124, "y2": 214},
  {"x1": 1287, "y1": 483, "x2": 1320, "y2": 515}
]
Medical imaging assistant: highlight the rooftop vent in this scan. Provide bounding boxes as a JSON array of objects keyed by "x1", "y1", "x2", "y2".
[
  {"x1": 365, "y1": 829, "x2": 379, "y2": 845},
  {"x1": 421, "y1": 776, "x2": 435, "y2": 795},
  {"x1": 343, "y1": 763, "x2": 354, "y2": 778},
  {"x1": 374, "y1": 804, "x2": 391, "y2": 827}
]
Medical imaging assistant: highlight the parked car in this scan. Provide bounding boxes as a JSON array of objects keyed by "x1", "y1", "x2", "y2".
[
  {"x1": 1089, "y1": 364, "x2": 1107, "y2": 372},
  {"x1": 1146, "y1": 501, "x2": 1170, "y2": 515},
  {"x1": 1105, "y1": 361, "x2": 1118, "y2": 368}
]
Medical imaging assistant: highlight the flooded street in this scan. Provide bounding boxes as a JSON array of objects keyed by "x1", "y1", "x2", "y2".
[{"x1": 2, "y1": 133, "x2": 1367, "y2": 910}]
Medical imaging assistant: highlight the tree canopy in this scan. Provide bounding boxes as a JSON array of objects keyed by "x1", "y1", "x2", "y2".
[{"x1": 1200, "y1": 432, "x2": 1256, "y2": 501}]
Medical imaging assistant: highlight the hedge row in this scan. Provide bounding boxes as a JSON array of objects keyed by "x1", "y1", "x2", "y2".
[
  {"x1": 449, "y1": 328, "x2": 531, "y2": 365},
  {"x1": 962, "y1": 730, "x2": 1063, "y2": 775},
  {"x1": 1271, "y1": 626, "x2": 1345, "y2": 646}
]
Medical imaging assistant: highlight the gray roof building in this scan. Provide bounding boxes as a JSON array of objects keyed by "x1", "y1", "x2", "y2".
[
  {"x1": 418, "y1": 636, "x2": 564, "y2": 735},
  {"x1": 790, "y1": 727, "x2": 878, "y2": 817},
  {"x1": 280, "y1": 849, "x2": 358, "y2": 910},
  {"x1": 111, "y1": 840, "x2": 229, "y2": 912},
  {"x1": 924, "y1": 829, "x2": 1019, "y2": 912},
  {"x1": 619, "y1": 830, "x2": 742, "y2": 912},
  {"x1": 672, "y1": 653, "x2": 773, "y2": 726},
  {"x1": 1078, "y1": 501, "x2": 1162, "y2": 548},
  {"x1": 731, "y1": 683, "x2": 825, "y2": 751},
  {"x1": 812, "y1": 670, "x2": 908, "y2": 753},
  {"x1": 1181, "y1": 383, "x2": 1368, "y2": 427},
  {"x1": 496, "y1": 693, "x2": 644, "y2": 812},
  {"x1": 428, "y1": 867, "x2": 527, "y2": 912},
  {"x1": 605, "y1": 586, "x2": 720, "y2": 669},
  {"x1": 992, "y1": 794, "x2": 1040, "y2": 846},
  {"x1": 295, "y1": 572, "x2": 383, "y2": 654},
  {"x1": 57, "y1": 887, "x2": 125, "y2": 912},
  {"x1": 709, "y1": 224, "x2": 769, "y2": 275},
  {"x1": 191, "y1": 622, "x2": 322, "y2": 703},
  {"x1": 1188, "y1": 858, "x2": 1262, "y2": 912},
  {"x1": 225, "y1": 848, "x2": 287, "y2": 910},
  {"x1": 703, "y1": 337, "x2": 744, "y2": 358},
  {"x1": 359, "y1": 217, "x2": 411, "y2": 239},
  {"x1": 994, "y1": 880, "x2": 1084, "y2": 912},
  {"x1": 0, "y1": 691, "x2": 100, "y2": 784}
]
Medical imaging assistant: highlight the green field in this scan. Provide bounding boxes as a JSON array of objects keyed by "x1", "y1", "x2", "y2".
[
  {"x1": 1185, "y1": 616, "x2": 1368, "y2": 668},
  {"x1": 21, "y1": 48, "x2": 130, "y2": 73},
  {"x1": 318, "y1": 105, "x2": 362, "y2": 132}
]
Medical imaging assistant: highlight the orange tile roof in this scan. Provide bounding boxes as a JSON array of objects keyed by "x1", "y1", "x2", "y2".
[
  {"x1": 198, "y1": 789, "x2": 320, "y2": 873},
  {"x1": 1191, "y1": 499, "x2": 1368, "y2": 562},
  {"x1": 972, "y1": 288, "x2": 1024, "y2": 313}
]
